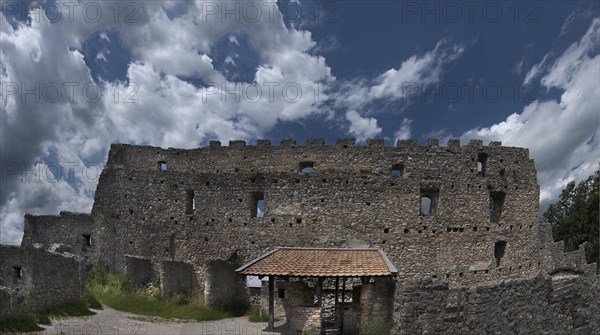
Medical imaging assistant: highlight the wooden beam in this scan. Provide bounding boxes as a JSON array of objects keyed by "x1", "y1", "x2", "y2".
[{"x1": 268, "y1": 276, "x2": 274, "y2": 331}]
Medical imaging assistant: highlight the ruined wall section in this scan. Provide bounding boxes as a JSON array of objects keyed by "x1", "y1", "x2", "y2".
[
  {"x1": 537, "y1": 224, "x2": 597, "y2": 276},
  {"x1": 92, "y1": 139, "x2": 540, "y2": 287},
  {"x1": 393, "y1": 274, "x2": 600, "y2": 334},
  {"x1": 0, "y1": 245, "x2": 84, "y2": 320},
  {"x1": 21, "y1": 212, "x2": 93, "y2": 260}
]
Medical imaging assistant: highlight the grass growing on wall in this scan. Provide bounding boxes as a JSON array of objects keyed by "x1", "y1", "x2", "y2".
[{"x1": 85, "y1": 263, "x2": 236, "y2": 321}]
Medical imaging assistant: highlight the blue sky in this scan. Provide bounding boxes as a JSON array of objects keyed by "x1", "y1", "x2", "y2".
[{"x1": 1, "y1": 1, "x2": 599, "y2": 243}]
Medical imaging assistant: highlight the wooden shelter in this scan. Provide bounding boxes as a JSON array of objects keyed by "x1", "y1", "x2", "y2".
[{"x1": 236, "y1": 247, "x2": 398, "y2": 333}]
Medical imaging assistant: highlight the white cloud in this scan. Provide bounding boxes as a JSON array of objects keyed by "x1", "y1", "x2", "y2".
[
  {"x1": 334, "y1": 39, "x2": 464, "y2": 111},
  {"x1": 0, "y1": 0, "x2": 336, "y2": 244},
  {"x1": 394, "y1": 118, "x2": 412, "y2": 142},
  {"x1": 462, "y1": 18, "x2": 600, "y2": 210},
  {"x1": 370, "y1": 40, "x2": 464, "y2": 100},
  {"x1": 345, "y1": 110, "x2": 382, "y2": 143}
]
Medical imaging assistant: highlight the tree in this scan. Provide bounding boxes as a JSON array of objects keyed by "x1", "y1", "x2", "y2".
[{"x1": 543, "y1": 170, "x2": 599, "y2": 267}]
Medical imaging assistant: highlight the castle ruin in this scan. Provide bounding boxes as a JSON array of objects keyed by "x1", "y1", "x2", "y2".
[{"x1": 1, "y1": 138, "x2": 599, "y2": 334}]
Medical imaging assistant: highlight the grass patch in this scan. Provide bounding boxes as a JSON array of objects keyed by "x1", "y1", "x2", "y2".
[
  {"x1": 359, "y1": 320, "x2": 394, "y2": 335},
  {"x1": 0, "y1": 316, "x2": 44, "y2": 333},
  {"x1": 86, "y1": 263, "x2": 238, "y2": 321},
  {"x1": 246, "y1": 306, "x2": 268, "y2": 322},
  {"x1": 0, "y1": 299, "x2": 95, "y2": 333}
]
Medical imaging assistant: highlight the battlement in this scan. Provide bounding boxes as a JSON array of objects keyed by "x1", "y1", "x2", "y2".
[{"x1": 105, "y1": 138, "x2": 536, "y2": 187}]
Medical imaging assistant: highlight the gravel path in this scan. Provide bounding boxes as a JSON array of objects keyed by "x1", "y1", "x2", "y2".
[{"x1": 34, "y1": 307, "x2": 292, "y2": 335}]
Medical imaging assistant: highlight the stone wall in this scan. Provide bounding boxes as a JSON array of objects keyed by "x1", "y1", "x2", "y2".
[
  {"x1": 359, "y1": 279, "x2": 395, "y2": 324},
  {"x1": 21, "y1": 212, "x2": 93, "y2": 261},
  {"x1": 286, "y1": 306, "x2": 322, "y2": 333},
  {"x1": 0, "y1": 245, "x2": 84, "y2": 320},
  {"x1": 204, "y1": 259, "x2": 248, "y2": 310},
  {"x1": 91, "y1": 139, "x2": 541, "y2": 289},
  {"x1": 392, "y1": 273, "x2": 600, "y2": 335},
  {"x1": 159, "y1": 260, "x2": 195, "y2": 298},
  {"x1": 125, "y1": 255, "x2": 153, "y2": 287}
]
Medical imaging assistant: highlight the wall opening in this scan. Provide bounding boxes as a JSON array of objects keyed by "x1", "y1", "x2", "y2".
[
  {"x1": 13, "y1": 267, "x2": 22, "y2": 280},
  {"x1": 494, "y1": 241, "x2": 507, "y2": 267},
  {"x1": 169, "y1": 234, "x2": 176, "y2": 259},
  {"x1": 489, "y1": 191, "x2": 506, "y2": 223},
  {"x1": 278, "y1": 288, "x2": 286, "y2": 299},
  {"x1": 299, "y1": 161, "x2": 314, "y2": 173},
  {"x1": 391, "y1": 163, "x2": 404, "y2": 177},
  {"x1": 251, "y1": 192, "x2": 265, "y2": 218},
  {"x1": 158, "y1": 161, "x2": 168, "y2": 171},
  {"x1": 420, "y1": 188, "x2": 439, "y2": 216},
  {"x1": 82, "y1": 234, "x2": 92, "y2": 247},
  {"x1": 477, "y1": 153, "x2": 488, "y2": 177},
  {"x1": 186, "y1": 190, "x2": 195, "y2": 214}
]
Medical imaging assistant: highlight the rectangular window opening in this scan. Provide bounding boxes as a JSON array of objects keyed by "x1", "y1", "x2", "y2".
[
  {"x1": 299, "y1": 161, "x2": 314, "y2": 173},
  {"x1": 186, "y1": 190, "x2": 195, "y2": 214},
  {"x1": 391, "y1": 163, "x2": 404, "y2": 177},
  {"x1": 82, "y1": 234, "x2": 92, "y2": 247},
  {"x1": 420, "y1": 188, "x2": 439, "y2": 216},
  {"x1": 477, "y1": 153, "x2": 488, "y2": 177},
  {"x1": 494, "y1": 241, "x2": 507, "y2": 267},
  {"x1": 158, "y1": 161, "x2": 168, "y2": 171},
  {"x1": 252, "y1": 192, "x2": 265, "y2": 218},
  {"x1": 489, "y1": 191, "x2": 506, "y2": 223},
  {"x1": 13, "y1": 267, "x2": 22, "y2": 280}
]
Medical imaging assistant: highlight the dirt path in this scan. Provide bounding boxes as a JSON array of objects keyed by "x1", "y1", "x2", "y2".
[{"x1": 31, "y1": 307, "x2": 292, "y2": 335}]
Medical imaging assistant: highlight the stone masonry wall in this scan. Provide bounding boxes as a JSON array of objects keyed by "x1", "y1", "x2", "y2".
[
  {"x1": 359, "y1": 279, "x2": 395, "y2": 324},
  {"x1": 392, "y1": 273, "x2": 600, "y2": 335},
  {"x1": 204, "y1": 259, "x2": 248, "y2": 309},
  {"x1": 91, "y1": 138, "x2": 541, "y2": 289},
  {"x1": 0, "y1": 245, "x2": 84, "y2": 320},
  {"x1": 124, "y1": 255, "x2": 153, "y2": 287},
  {"x1": 160, "y1": 260, "x2": 195, "y2": 298},
  {"x1": 21, "y1": 212, "x2": 93, "y2": 261}
]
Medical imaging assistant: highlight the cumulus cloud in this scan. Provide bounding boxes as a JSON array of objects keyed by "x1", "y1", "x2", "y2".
[
  {"x1": 462, "y1": 18, "x2": 600, "y2": 210},
  {"x1": 334, "y1": 39, "x2": 465, "y2": 111},
  {"x1": 369, "y1": 40, "x2": 464, "y2": 100},
  {"x1": 0, "y1": 0, "x2": 335, "y2": 244},
  {"x1": 345, "y1": 110, "x2": 382, "y2": 143},
  {"x1": 0, "y1": 1, "x2": 467, "y2": 244},
  {"x1": 394, "y1": 118, "x2": 412, "y2": 142}
]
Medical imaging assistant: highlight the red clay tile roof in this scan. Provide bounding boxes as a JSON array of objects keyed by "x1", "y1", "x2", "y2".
[{"x1": 236, "y1": 248, "x2": 397, "y2": 277}]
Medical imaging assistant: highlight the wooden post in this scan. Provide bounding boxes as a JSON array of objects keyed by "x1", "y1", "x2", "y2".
[
  {"x1": 340, "y1": 277, "x2": 346, "y2": 334},
  {"x1": 334, "y1": 277, "x2": 339, "y2": 328},
  {"x1": 317, "y1": 277, "x2": 324, "y2": 334},
  {"x1": 268, "y1": 276, "x2": 274, "y2": 331}
]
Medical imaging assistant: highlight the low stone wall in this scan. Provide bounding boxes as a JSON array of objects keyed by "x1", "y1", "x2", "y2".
[
  {"x1": 0, "y1": 246, "x2": 84, "y2": 320},
  {"x1": 287, "y1": 306, "x2": 321, "y2": 333},
  {"x1": 160, "y1": 260, "x2": 195, "y2": 298},
  {"x1": 204, "y1": 259, "x2": 248, "y2": 310},
  {"x1": 392, "y1": 274, "x2": 600, "y2": 335},
  {"x1": 125, "y1": 255, "x2": 153, "y2": 287}
]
